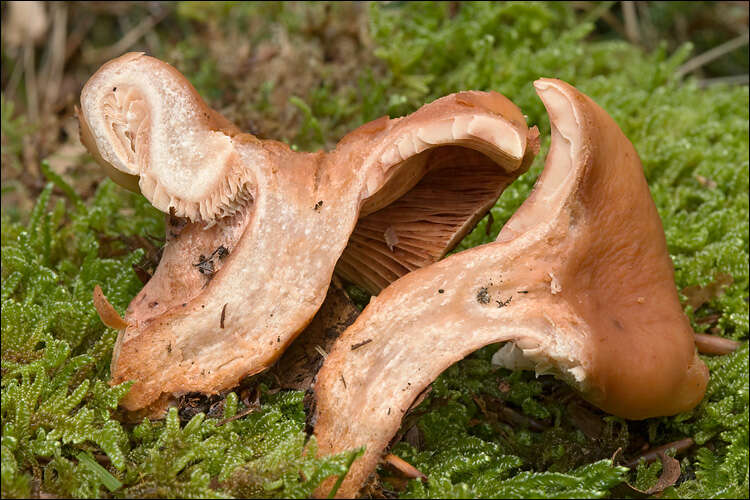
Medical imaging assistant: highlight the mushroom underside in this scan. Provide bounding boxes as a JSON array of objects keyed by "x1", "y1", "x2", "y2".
[{"x1": 337, "y1": 145, "x2": 525, "y2": 295}]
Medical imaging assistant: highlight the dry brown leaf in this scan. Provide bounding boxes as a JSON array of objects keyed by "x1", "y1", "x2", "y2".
[
  {"x1": 681, "y1": 272, "x2": 734, "y2": 310},
  {"x1": 627, "y1": 452, "x2": 682, "y2": 495},
  {"x1": 693, "y1": 332, "x2": 740, "y2": 355},
  {"x1": 92, "y1": 285, "x2": 129, "y2": 330}
]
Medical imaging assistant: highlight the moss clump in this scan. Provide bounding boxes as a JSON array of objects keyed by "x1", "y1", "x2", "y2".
[{"x1": 1, "y1": 2, "x2": 747, "y2": 498}]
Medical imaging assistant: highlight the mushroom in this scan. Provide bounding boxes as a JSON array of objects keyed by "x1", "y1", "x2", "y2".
[
  {"x1": 78, "y1": 53, "x2": 539, "y2": 412},
  {"x1": 312, "y1": 79, "x2": 709, "y2": 498}
]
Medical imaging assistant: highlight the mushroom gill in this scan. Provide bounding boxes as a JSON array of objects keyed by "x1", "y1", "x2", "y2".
[
  {"x1": 79, "y1": 53, "x2": 538, "y2": 413},
  {"x1": 336, "y1": 91, "x2": 539, "y2": 294},
  {"x1": 312, "y1": 79, "x2": 709, "y2": 498}
]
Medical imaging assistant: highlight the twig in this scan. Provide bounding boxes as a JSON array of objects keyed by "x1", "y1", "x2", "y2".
[
  {"x1": 677, "y1": 31, "x2": 750, "y2": 77},
  {"x1": 85, "y1": 11, "x2": 168, "y2": 64},
  {"x1": 570, "y1": 1, "x2": 630, "y2": 41},
  {"x1": 694, "y1": 333, "x2": 741, "y2": 355},
  {"x1": 499, "y1": 405, "x2": 548, "y2": 432},
  {"x1": 621, "y1": 1, "x2": 640, "y2": 45},
  {"x1": 634, "y1": 1, "x2": 657, "y2": 48},
  {"x1": 697, "y1": 74, "x2": 750, "y2": 88},
  {"x1": 42, "y1": 2, "x2": 67, "y2": 117},
  {"x1": 64, "y1": 16, "x2": 95, "y2": 64},
  {"x1": 599, "y1": 9, "x2": 628, "y2": 40},
  {"x1": 24, "y1": 41, "x2": 39, "y2": 124},
  {"x1": 4, "y1": 47, "x2": 24, "y2": 102},
  {"x1": 216, "y1": 405, "x2": 258, "y2": 426},
  {"x1": 624, "y1": 437, "x2": 694, "y2": 468},
  {"x1": 571, "y1": 1, "x2": 618, "y2": 27}
]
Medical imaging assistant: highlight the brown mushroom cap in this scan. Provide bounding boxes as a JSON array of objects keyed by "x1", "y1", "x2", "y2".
[
  {"x1": 79, "y1": 54, "x2": 538, "y2": 412},
  {"x1": 311, "y1": 78, "x2": 709, "y2": 498}
]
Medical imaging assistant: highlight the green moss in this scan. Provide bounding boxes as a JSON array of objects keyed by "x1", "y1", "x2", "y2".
[{"x1": 1, "y1": 2, "x2": 748, "y2": 498}]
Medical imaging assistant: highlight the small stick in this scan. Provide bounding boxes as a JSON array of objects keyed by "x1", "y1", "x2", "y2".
[
  {"x1": 314, "y1": 345, "x2": 328, "y2": 359},
  {"x1": 351, "y1": 339, "x2": 372, "y2": 350},
  {"x1": 677, "y1": 32, "x2": 750, "y2": 77},
  {"x1": 220, "y1": 303, "x2": 227, "y2": 329},
  {"x1": 624, "y1": 437, "x2": 694, "y2": 468},
  {"x1": 86, "y1": 11, "x2": 168, "y2": 63},
  {"x1": 698, "y1": 74, "x2": 750, "y2": 89},
  {"x1": 24, "y1": 41, "x2": 39, "y2": 124},
  {"x1": 694, "y1": 333, "x2": 740, "y2": 355},
  {"x1": 216, "y1": 405, "x2": 258, "y2": 426},
  {"x1": 621, "y1": 1, "x2": 640, "y2": 45},
  {"x1": 499, "y1": 405, "x2": 548, "y2": 432},
  {"x1": 382, "y1": 454, "x2": 427, "y2": 481}
]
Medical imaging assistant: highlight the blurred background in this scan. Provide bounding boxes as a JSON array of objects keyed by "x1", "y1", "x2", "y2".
[{"x1": 1, "y1": 1, "x2": 748, "y2": 217}]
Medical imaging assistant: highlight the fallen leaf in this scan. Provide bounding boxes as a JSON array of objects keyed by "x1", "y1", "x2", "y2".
[
  {"x1": 627, "y1": 452, "x2": 681, "y2": 495},
  {"x1": 681, "y1": 273, "x2": 733, "y2": 310},
  {"x1": 382, "y1": 453, "x2": 427, "y2": 481}
]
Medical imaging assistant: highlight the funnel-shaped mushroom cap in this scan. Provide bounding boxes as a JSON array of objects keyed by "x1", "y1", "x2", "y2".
[
  {"x1": 79, "y1": 54, "x2": 539, "y2": 412},
  {"x1": 312, "y1": 79, "x2": 709, "y2": 498}
]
